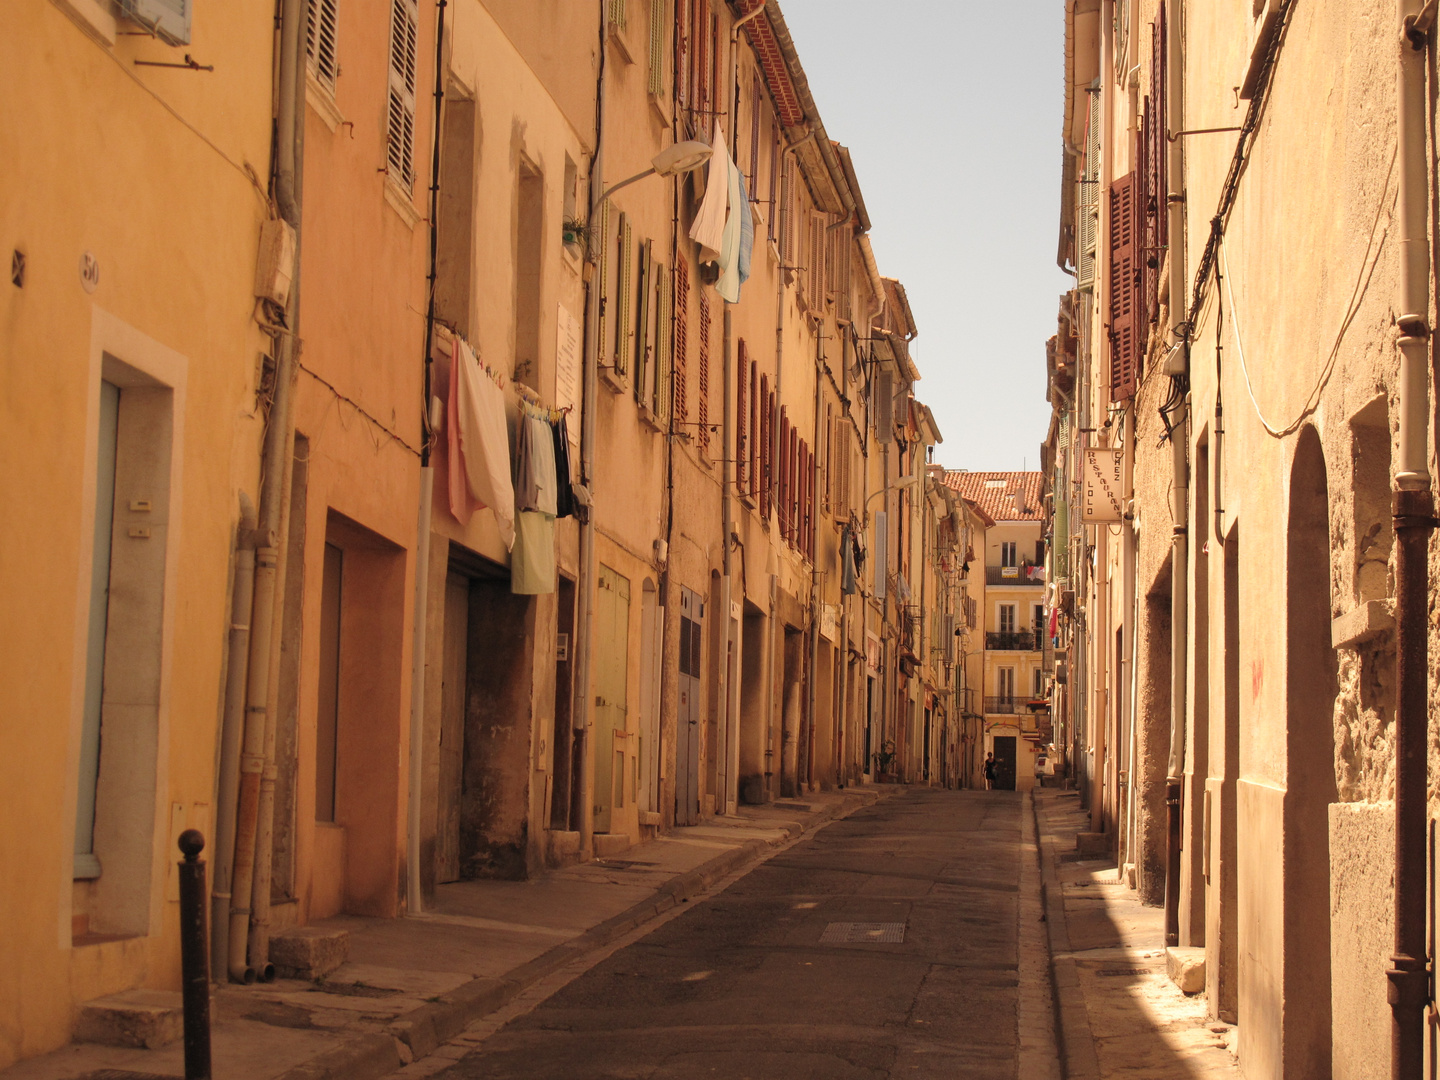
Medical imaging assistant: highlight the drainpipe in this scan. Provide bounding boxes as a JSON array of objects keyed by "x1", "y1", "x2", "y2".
[
  {"x1": 211, "y1": 495, "x2": 257, "y2": 980},
  {"x1": 1162, "y1": 0, "x2": 1189, "y2": 950},
  {"x1": 1390, "y1": 2, "x2": 1434, "y2": 1073},
  {"x1": 229, "y1": 0, "x2": 306, "y2": 983},
  {"x1": 574, "y1": 2, "x2": 607, "y2": 858},
  {"x1": 806, "y1": 329, "x2": 823, "y2": 791}
]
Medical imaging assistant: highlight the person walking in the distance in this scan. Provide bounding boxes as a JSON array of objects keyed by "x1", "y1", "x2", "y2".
[{"x1": 983, "y1": 752, "x2": 996, "y2": 791}]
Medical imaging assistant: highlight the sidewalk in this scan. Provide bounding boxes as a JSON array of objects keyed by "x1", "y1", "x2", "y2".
[
  {"x1": 1032, "y1": 788, "x2": 1240, "y2": 1078},
  {"x1": 6, "y1": 790, "x2": 886, "y2": 1080}
]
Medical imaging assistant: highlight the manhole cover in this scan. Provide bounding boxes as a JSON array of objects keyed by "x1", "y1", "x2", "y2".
[{"x1": 820, "y1": 921, "x2": 906, "y2": 944}]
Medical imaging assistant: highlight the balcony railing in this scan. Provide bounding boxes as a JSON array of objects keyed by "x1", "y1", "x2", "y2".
[
  {"x1": 986, "y1": 564, "x2": 1045, "y2": 586},
  {"x1": 984, "y1": 696, "x2": 1051, "y2": 717},
  {"x1": 986, "y1": 630, "x2": 1042, "y2": 651}
]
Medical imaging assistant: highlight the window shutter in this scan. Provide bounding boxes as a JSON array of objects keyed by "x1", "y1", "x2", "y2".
[
  {"x1": 122, "y1": 0, "x2": 190, "y2": 45},
  {"x1": 672, "y1": 259, "x2": 688, "y2": 422},
  {"x1": 615, "y1": 213, "x2": 633, "y2": 377},
  {"x1": 736, "y1": 340, "x2": 748, "y2": 492},
  {"x1": 634, "y1": 238, "x2": 653, "y2": 401},
  {"x1": 807, "y1": 213, "x2": 826, "y2": 309},
  {"x1": 767, "y1": 129, "x2": 781, "y2": 243},
  {"x1": 788, "y1": 423, "x2": 799, "y2": 544},
  {"x1": 653, "y1": 259, "x2": 671, "y2": 422},
  {"x1": 1108, "y1": 172, "x2": 1140, "y2": 400},
  {"x1": 1077, "y1": 89, "x2": 1101, "y2": 291},
  {"x1": 780, "y1": 158, "x2": 795, "y2": 269},
  {"x1": 609, "y1": 0, "x2": 627, "y2": 30},
  {"x1": 675, "y1": 0, "x2": 689, "y2": 110},
  {"x1": 754, "y1": 361, "x2": 766, "y2": 501},
  {"x1": 778, "y1": 408, "x2": 790, "y2": 538},
  {"x1": 1148, "y1": 8, "x2": 1168, "y2": 324},
  {"x1": 874, "y1": 511, "x2": 888, "y2": 601},
  {"x1": 648, "y1": 0, "x2": 666, "y2": 96},
  {"x1": 596, "y1": 199, "x2": 613, "y2": 370},
  {"x1": 824, "y1": 408, "x2": 835, "y2": 515},
  {"x1": 386, "y1": 0, "x2": 419, "y2": 192},
  {"x1": 760, "y1": 375, "x2": 772, "y2": 516},
  {"x1": 749, "y1": 75, "x2": 763, "y2": 187},
  {"x1": 698, "y1": 289, "x2": 710, "y2": 449},
  {"x1": 306, "y1": 0, "x2": 339, "y2": 94},
  {"x1": 876, "y1": 370, "x2": 894, "y2": 444}
]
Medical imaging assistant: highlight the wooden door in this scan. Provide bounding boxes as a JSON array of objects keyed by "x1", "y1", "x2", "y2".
[
  {"x1": 993, "y1": 735, "x2": 1017, "y2": 791},
  {"x1": 593, "y1": 565, "x2": 630, "y2": 834}
]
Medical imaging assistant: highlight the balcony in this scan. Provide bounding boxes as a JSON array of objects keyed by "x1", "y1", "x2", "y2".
[
  {"x1": 984, "y1": 696, "x2": 1052, "y2": 718},
  {"x1": 985, "y1": 630, "x2": 1042, "y2": 651},
  {"x1": 986, "y1": 564, "x2": 1045, "y2": 587}
]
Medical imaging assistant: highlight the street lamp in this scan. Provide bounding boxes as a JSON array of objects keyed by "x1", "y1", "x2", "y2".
[
  {"x1": 864, "y1": 473, "x2": 920, "y2": 522},
  {"x1": 572, "y1": 137, "x2": 714, "y2": 861}
]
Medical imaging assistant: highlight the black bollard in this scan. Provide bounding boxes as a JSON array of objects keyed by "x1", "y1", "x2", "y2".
[{"x1": 177, "y1": 829, "x2": 212, "y2": 1080}]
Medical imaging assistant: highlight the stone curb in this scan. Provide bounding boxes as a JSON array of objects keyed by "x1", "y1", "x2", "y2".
[
  {"x1": 275, "y1": 788, "x2": 887, "y2": 1080},
  {"x1": 1032, "y1": 792, "x2": 1101, "y2": 1080}
]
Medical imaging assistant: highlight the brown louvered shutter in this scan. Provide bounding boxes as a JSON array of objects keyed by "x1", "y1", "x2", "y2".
[
  {"x1": 750, "y1": 74, "x2": 762, "y2": 187},
  {"x1": 1108, "y1": 172, "x2": 1139, "y2": 401},
  {"x1": 749, "y1": 359, "x2": 759, "y2": 497},
  {"x1": 802, "y1": 441, "x2": 813, "y2": 558},
  {"x1": 787, "y1": 422, "x2": 799, "y2": 544},
  {"x1": 768, "y1": 127, "x2": 780, "y2": 243},
  {"x1": 673, "y1": 259, "x2": 689, "y2": 423},
  {"x1": 760, "y1": 376, "x2": 772, "y2": 516},
  {"x1": 698, "y1": 288, "x2": 711, "y2": 450},
  {"x1": 675, "y1": 0, "x2": 688, "y2": 110},
  {"x1": 736, "y1": 339, "x2": 748, "y2": 492},
  {"x1": 778, "y1": 408, "x2": 790, "y2": 538}
]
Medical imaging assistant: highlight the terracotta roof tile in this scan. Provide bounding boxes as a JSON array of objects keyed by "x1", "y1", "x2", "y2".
[{"x1": 941, "y1": 471, "x2": 1044, "y2": 522}]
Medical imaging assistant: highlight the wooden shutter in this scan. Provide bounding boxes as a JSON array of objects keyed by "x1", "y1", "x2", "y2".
[
  {"x1": 386, "y1": 0, "x2": 419, "y2": 192},
  {"x1": 1108, "y1": 172, "x2": 1140, "y2": 401},
  {"x1": 801, "y1": 441, "x2": 812, "y2": 557},
  {"x1": 823, "y1": 407, "x2": 835, "y2": 514},
  {"x1": 653, "y1": 259, "x2": 672, "y2": 421},
  {"x1": 675, "y1": 0, "x2": 689, "y2": 110},
  {"x1": 698, "y1": 289, "x2": 710, "y2": 449},
  {"x1": 1077, "y1": 89, "x2": 1101, "y2": 290},
  {"x1": 754, "y1": 361, "x2": 766, "y2": 501},
  {"x1": 780, "y1": 157, "x2": 795, "y2": 268},
  {"x1": 614, "y1": 213, "x2": 633, "y2": 377},
  {"x1": 1147, "y1": 8, "x2": 1168, "y2": 324},
  {"x1": 635, "y1": 239, "x2": 653, "y2": 401},
  {"x1": 768, "y1": 128, "x2": 781, "y2": 243},
  {"x1": 760, "y1": 375, "x2": 772, "y2": 517},
  {"x1": 736, "y1": 340, "x2": 748, "y2": 492},
  {"x1": 750, "y1": 75, "x2": 763, "y2": 186},
  {"x1": 787, "y1": 422, "x2": 798, "y2": 544},
  {"x1": 673, "y1": 259, "x2": 688, "y2": 423},
  {"x1": 609, "y1": 0, "x2": 627, "y2": 29},
  {"x1": 596, "y1": 199, "x2": 612, "y2": 370},
  {"x1": 778, "y1": 408, "x2": 790, "y2": 539},
  {"x1": 306, "y1": 0, "x2": 339, "y2": 93},
  {"x1": 648, "y1": 0, "x2": 666, "y2": 96}
]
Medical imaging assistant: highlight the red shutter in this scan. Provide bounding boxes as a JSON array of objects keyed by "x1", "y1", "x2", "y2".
[
  {"x1": 760, "y1": 374, "x2": 771, "y2": 516},
  {"x1": 736, "y1": 339, "x2": 748, "y2": 492},
  {"x1": 673, "y1": 259, "x2": 688, "y2": 423},
  {"x1": 698, "y1": 289, "x2": 710, "y2": 449},
  {"x1": 788, "y1": 423, "x2": 798, "y2": 545},
  {"x1": 783, "y1": 408, "x2": 794, "y2": 538},
  {"x1": 1108, "y1": 172, "x2": 1139, "y2": 401},
  {"x1": 754, "y1": 361, "x2": 766, "y2": 501}
]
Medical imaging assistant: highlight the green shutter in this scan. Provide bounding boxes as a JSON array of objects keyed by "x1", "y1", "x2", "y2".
[
  {"x1": 648, "y1": 0, "x2": 666, "y2": 95},
  {"x1": 615, "y1": 214, "x2": 633, "y2": 377},
  {"x1": 596, "y1": 199, "x2": 612, "y2": 368},
  {"x1": 635, "y1": 239, "x2": 653, "y2": 402}
]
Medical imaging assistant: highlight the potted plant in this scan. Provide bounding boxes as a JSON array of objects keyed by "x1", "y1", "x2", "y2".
[
  {"x1": 562, "y1": 216, "x2": 588, "y2": 255},
  {"x1": 873, "y1": 740, "x2": 897, "y2": 783}
]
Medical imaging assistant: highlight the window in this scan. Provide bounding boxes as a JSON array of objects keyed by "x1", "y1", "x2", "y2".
[
  {"x1": 999, "y1": 604, "x2": 1016, "y2": 634},
  {"x1": 697, "y1": 289, "x2": 711, "y2": 450},
  {"x1": 1033, "y1": 603, "x2": 1045, "y2": 634},
  {"x1": 1001, "y1": 541, "x2": 1017, "y2": 567},
  {"x1": 998, "y1": 667, "x2": 1015, "y2": 702},
  {"x1": 647, "y1": 0, "x2": 667, "y2": 95},
  {"x1": 736, "y1": 340, "x2": 748, "y2": 492},
  {"x1": 672, "y1": 259, "x2": 689, "y2": 422},
  {"x1": 1033, "y1": 668, "x2": 1045, "y2": 698},
  {"x1": 386, "y1": 0, "x2": 419, "y2": 192},
  {"x1": 120, "y1": 0, "x2": 190, "y2": 45},
  {"x1": 306, "y1": 0, "x2": 339, "y2": 94},
  {"x1": 614, "y1": 212, "x2": 633, "y2": 378}
]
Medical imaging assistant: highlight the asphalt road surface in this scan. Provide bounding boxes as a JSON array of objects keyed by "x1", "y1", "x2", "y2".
[{"x1": 435, "y1": 789, "x2": 1029, "y2": 1079}]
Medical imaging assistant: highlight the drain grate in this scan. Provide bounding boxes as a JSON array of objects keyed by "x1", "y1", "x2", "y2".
[
  {"x1": 820, "y1": 921, "x2": 906, "y2": 944},
  {"x1": 76, "y1": 1073, "x2": 183, "y2": 1080},
  {"x1": 1096, "y1": 968, "x2": 1152, "y2": 977}
]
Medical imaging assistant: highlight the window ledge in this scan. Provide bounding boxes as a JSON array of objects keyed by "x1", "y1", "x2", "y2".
[
  {"x1": 638, "y1": 404, "x2": 666, "y2": 432},
  {"x1": 608, "y1": 23, "x2": 635, "y2": 64},
  {"x1": 384, "y1": 177, "x2": 423, "y2": 230},
  {"x1": 52, "y1": 0, "x2": 116, "y2": 44},
  {"x1": 599, "y1": 365, "x2": 627, "y2": 394},
  {"x1": 73, "y1": 853, "x2": 102, "y2": 881},
  {"x1": 306, "y1": 74, "x2": 344, "y2": 133},
  {"x1": 648, "y1": 92, "x2": 672, "y2": 127}
]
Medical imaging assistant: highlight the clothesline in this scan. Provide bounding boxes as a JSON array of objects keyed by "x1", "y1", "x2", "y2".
[{"x1": 516, "y1": 384, "x2": 571, "y2": 423}]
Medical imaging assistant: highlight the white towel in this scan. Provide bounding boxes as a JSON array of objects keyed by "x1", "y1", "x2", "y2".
[
  {"x1": 449, "y1": 338, "x2": 516, "y2": 549},
  {"x1": 688, "y1": 122, "x2": 729, "y2": 262}
]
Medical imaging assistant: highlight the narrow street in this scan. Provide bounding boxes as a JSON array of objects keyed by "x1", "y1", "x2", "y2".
[{"x1": 428, "y1": 790, "x2": 1034, "y2": 1079}]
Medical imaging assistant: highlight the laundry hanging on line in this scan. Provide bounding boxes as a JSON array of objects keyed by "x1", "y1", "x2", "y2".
[{"x1": 448, "y1": 337, "x2": 516, "y2": 550}]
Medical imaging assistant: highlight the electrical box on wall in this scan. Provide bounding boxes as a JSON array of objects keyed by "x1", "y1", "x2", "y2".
[{"x1": 254, "y1": 219, "x2": 297, "y2": 307}]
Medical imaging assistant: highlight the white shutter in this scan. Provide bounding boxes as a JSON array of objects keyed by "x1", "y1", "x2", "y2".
[
  {"x1": 386, "y1": 0, "x2": 419, "y2": 192},
  {"x1": 1077, "y1": 88, "x2": 1101, "y2": 290},
  {"x1": 122, "y1": 0, "x2": 190, "y2": 45},
  {"x1": 307, "y1": 0, "x2": 339, "y2": 94},
  {"x1": 875, "y1": 370, "x2": 894, "y2": 444},
  {"x1": 874, "y1": 511, "x2": 888, "y2": 601}
]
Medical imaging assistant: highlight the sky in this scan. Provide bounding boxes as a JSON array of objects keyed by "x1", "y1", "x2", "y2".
[{"x1": 779, "y1": 1, "x2": 1073, "y2": 473}]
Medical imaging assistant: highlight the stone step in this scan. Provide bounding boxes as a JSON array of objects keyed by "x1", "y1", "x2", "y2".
[
  {"x1": 270, "y1": 925, "x2": 350, "y2": 980},
  {"x1": 593, "y1": 832, "x2": 632, "y2": 858},
  {"x1": 75, "y1": 989, "x2": 184, "y2": 1050},
  {"x1": 1166, "y1": 945, "x2": 1206, "y2": 994}
]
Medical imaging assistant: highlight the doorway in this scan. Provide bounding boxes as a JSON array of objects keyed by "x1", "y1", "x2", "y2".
[
  {"x1": 593, "y1": 564, "x2": 632, "y2": 836},
  {"x1": 675, "y1": 587, "x2": 703, "y2": 826},
  {"x1": 992, "y1": 735, "x2": 1017, "y2": 791}
]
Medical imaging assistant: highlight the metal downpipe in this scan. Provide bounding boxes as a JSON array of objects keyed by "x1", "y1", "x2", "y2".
[{"x1": 1390, "y1": 3, "x2": 1434, "y2": 1075}]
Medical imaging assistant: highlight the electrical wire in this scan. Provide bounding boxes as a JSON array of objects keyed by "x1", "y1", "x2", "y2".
[{"x1": 1217, "y1": 144, "x2": 1397, "y2": 440}]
